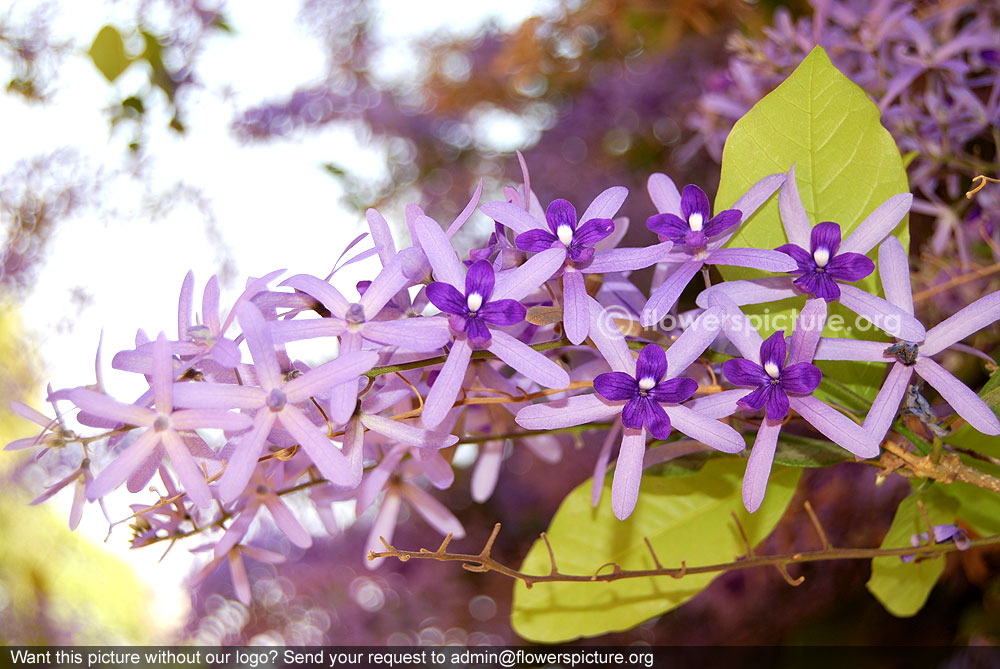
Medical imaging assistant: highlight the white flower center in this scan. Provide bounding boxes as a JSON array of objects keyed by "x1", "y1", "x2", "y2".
[
  {"x1": 764, "y1": 361, "x2": 781, "y2": 379},
  {"x1": 466, "y1": 292, "x2": 483, "y2": 312},
  {"x1": 638, "y1": 377, "x2": 656, "y2": 391},
  {"x1": 813, "y1": 247, "x2": 830, "y2": 268},
  {"x1": 688, "y1": 212, "x2": 704, "y2": 232},
  {"x1": 556, "y1": 224, "x2": 574, "y2": 246}
]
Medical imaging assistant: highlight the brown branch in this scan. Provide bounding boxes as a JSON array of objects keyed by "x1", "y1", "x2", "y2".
[{"x1": 368, "y1": 517, "x2": 1000, "y2": 587}]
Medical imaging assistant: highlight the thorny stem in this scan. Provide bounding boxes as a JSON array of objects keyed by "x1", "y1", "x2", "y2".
[{"x1": 369, "y1": 511, "x2": 1000, "y2": 588}]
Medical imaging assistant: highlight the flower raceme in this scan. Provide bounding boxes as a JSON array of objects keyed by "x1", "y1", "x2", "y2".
[{"x1": 8, "y1": 156, "x2": 1000, "y2": 605}]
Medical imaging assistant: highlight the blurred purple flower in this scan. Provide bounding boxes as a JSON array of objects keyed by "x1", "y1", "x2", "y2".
[{"x1": 901, "y1": 524, "x2": 971, "y2": 562}]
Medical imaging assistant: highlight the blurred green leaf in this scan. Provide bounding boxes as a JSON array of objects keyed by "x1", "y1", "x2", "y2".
[
  {"x1": 867, "y1": 487, "x2": 957, "y2": 617},
  {"x1": 938, "y1": 481, "x2": 1000, "y2": 536},
  {"x1": 511, "y1": 459, "x2": 801, "y2": 642},
  {"x1": 88, "y1": 25, "x2": 132, "y2": 83},
  {"x1": 716, "y1": 46, "x2": 909, "y2": 406}
]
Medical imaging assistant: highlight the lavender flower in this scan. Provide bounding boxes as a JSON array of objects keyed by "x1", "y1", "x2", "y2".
[
  {"x1": 481, "y1": 186, "x2": 671, "y2": 344},
  {"x1": 426, "y1": 260, "x2": 525, "y2": 345},
  {"x1": 516, "y1": 298, "x2": 745, "y2": 519},
  {"x1": 777, "y1": 222, "x2": 874, "y2": 301},
  {"x1": 69, "y1": 333, "x2": 253, "y2": 508},
  {"x1": 593, "y1": 345, "x2": 699, "y2": 439},
  {"x1": 723, "y1": 331, "x2": 822, "y2": 420},
  {"x1": 709, "y1": 293, "x2": 879, "y2": 511},
  {"x1": 415, "y1": 215, "x2": 569, "y2": 429},
  {"x1": 900, "y1": 524, "x2": 971, "y2": 562},
  {"x1": 171, "y1": 303, "x2": 379, "y2": 500},
  {"x1": 641, "y1": 173, "x2": 793, "y2": 324},
  {"x1": 698, "y1": 167, "x2": 925, "y2": 341},
  {"x1": 814, "y1": 237, "x2": 1000, "y2": 440}
]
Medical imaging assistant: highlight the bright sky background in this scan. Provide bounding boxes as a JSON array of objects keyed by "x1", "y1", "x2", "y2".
[{"x1": 0, "y1": 0, "x2": 548, "y2": 639}]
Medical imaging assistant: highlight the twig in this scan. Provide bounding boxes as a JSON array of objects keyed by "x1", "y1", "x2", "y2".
[
  {"x1": 803, "y1": 500, "x2": 833, "y2": 550},
  {"x1": 369, "y1": 522, "x2": 1000, "y2": 587}
]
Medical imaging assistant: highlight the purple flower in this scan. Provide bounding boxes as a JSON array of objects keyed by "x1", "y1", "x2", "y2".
[
  {"x1": 515, "y1": 198, "x2": 615, "y2": 264},
  {"x1": 901, "y1": 524, "x2": 971, "y2": 562},
  {"x1": 814, "y1": 237, "x2": 1000, "y2": 440},
  {"x1": 482, "y1": 182, "x2": 671, "y2": 344},
  {"x1": 640, "y1": 173, "x2": 792, "y2": 325},
  {"x1": 697, "y1": 167, "x2": 925, "y2": 341},
  {"x1": 171, "y1": 303, "x2": 379, "y2": 500},
  {"x1": 414, "y1": 215, "x2": 570, "y2": 429},
  {"x1": 723, "y1": 330, "x2": 823, "y2": 420},
  {"x1": 426, "y1": 260, "x2": 525, "y2": 345},
  {"x1": 516, "y1": 298, "x2": 745, "y2": 520},
  {"x1": 708, "y1": 293, "x2": 880, "y2": 512},
  {"x1": 593, "y1": 345, "x2": 698, "y2": 439},
  {"x1": 68, "y1": 333, "x2": 254, "y2": 509},
  {"x1": 777, "y1": 222, "x2": 875, "y2": 301}
]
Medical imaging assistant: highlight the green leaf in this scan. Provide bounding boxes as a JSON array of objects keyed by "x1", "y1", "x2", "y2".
[
  {"x1": 938, "y1": 481, "x2": 1000, "y2": 537},
  {"x1": 88, "y1": 26, "x2": 131, "y2": 83},
  {"x1": 510, "y1": 459, "x2": 801, "y2": 642},
  {"x1": 716, "y1": 46, "x2": 909, "y2": 405},
  {"x1": 977, "y1": 368, "x2": 1000, "y2": 419},
  {"x1": 774, "y1": 433, "x2": 852, "y2": 468},
  {"x1": 867, "y1": 487, "x2": 957, "y2": 617}
]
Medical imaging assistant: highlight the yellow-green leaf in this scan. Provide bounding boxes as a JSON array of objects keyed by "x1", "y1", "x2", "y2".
[
  {"x1": 88, "y1": 26, "x2": 132, "y2": 83},
  {"x1": 867, "y1": 487, "x2": 956, "y2": 617},
  {"x1": 511, "y1": 458, "x2": 801, "y2": 642},
  {"x1": 716, "y1": 46, "x2": 910, "y2": 404}
]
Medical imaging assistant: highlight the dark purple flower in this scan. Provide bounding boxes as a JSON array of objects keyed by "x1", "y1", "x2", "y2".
[
  {"x1": 901, "y1": 524, "x2": 971, "y2": 562},
  {"x1": 514, "y1": 199, "x2": 614, "y2": 265},
  {"x1": 425, "y1": 260, "x2": 526, "y2": 345},
  {"x1": 647, "y1": 184, "x2": 742, "y2": 250},
  {"x1": 593, "y1": 345, "x2": 698, "y2": 440},
  {"x1": 723, "y1": 330, "x2": 822, "y2": 420},
  {"x1": 776, "y1": 221, "x2": 875, "y2": 301}
]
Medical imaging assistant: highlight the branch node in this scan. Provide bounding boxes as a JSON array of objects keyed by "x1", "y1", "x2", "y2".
[
  {"x1": 776, "y1": 562, "x2": 805, "y2": 587},
  {"x1": 592, "y1": 562, "x2": 622, "y2": 580},
  {"x1": 436, "y1": 534, "x2": 453, "y2": 555},
  {"x1": 462, "y1": 562, "x2": 489, "y2": 573},
  {"x1": 669, "y1": 560, "x2": 687, "y2": 579}
]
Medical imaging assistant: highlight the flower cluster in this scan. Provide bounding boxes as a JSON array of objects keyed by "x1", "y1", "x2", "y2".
[{"x1": 9, "y1": 157, "x2": 1000, "y2": 605}]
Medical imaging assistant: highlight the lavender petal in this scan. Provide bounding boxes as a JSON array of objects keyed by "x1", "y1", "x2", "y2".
[
  {"x1": 415, "y1": 215, "x2": 465, "y2": 288},
  {"x1": 839, "y1": 193, "x2": 913, "y2": 255},
  {"x1": 580, "y1": 186, "x2": 628, "y2": 222},
  {"x1": 696, "y1": 277, "x2": 797, "y2": 310},
  {"x1": 583, "y1": 241, "x2": 674, "y2": 274},
  {"x1": 788, "y1": 297, "x2": 827, "y2": 365},
  {"x1": 916, "y1": 358, "x2": 1000, "y2": 435},
  {"x1": 789, "y1": 395, "x2": 880, "y2": 458},
  {"x1": 421, "y1": 338, "x2": 473, "y2": 430},
  {"x1": 667, "y1": 404, "x2": 746, "y2": 453},
  {"x1": 479, "y1": 200, "x2": 542, "y2": 235},
  {"x1": 493, "y1": 247, "x2": 564, "y2": 301},
  {"x1": 664, "y1": 306, "x2": 723, "y2": 377},
  {"x1": 863, "y1": 363, "x2": 913, "y2": 442},
  {"x1": 838, "y1": 285, "x2": 927, "y2": 341},
  {"x1": 647, "y1": 173, "x2": 681, "y2": 214},
  {"x1": 611, "y1": 426, "x2": 646, "y2": 520},
  {"x1": 515, "y1": 394, "x2": 620, "y2": 430},
  {"x1": 922, "y1": 290, "x2": 1000, "y2": 356},
  {"x1": 87, "y1": 430, "x2": 161, "y2": 500},
  {"x1": 743, "y1": 418, "x2": 782, "y2": 513},
  {"x1": 563, "y1": 269, "x2": 590, "y2": 345},
  {"x1": 640, "y1": 259, "x2": 704, "y2": 327},
  {"x1": 778, "y1": 166, "x2": 811, "y2": 249},
  {"x1": 487, "y1": 329, "x2": 570, "y2": 389},
  {"x1": 706, "y1": 248, "x2": 798, "y2": 272},
  {"x1": 878, "y1": 237, "x2": 914, "y2": 316}
]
